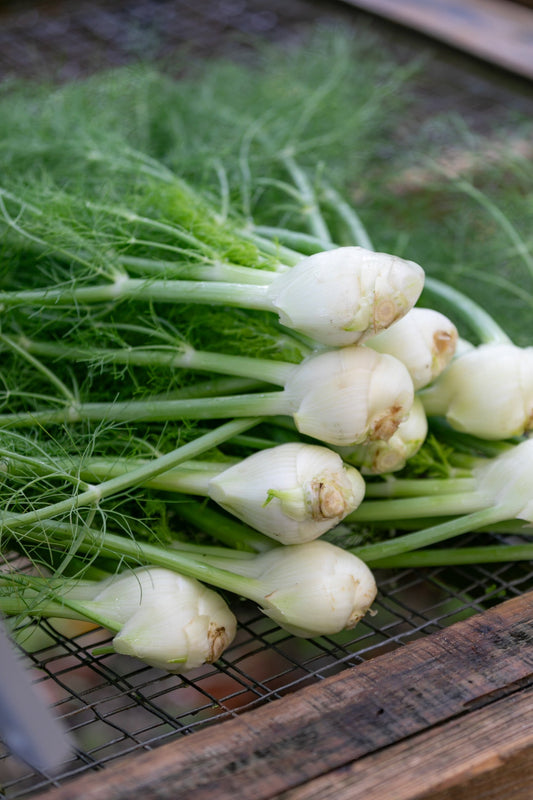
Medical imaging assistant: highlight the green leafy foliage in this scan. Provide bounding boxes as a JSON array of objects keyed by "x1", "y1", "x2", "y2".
[{"x1": 0, "y1": 24, "x2": 531, "y2": 590}]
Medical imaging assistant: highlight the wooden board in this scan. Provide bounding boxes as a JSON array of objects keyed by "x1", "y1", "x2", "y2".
[
  {"x1": 279, "y1": 687, "x2": 533, "y2": 799},
  {"x1": 340, "y1": 0, "x2": 533, "y2": 80},
  {"x1": 33, "y1": 591, "x2": 533, "y2": 800}
]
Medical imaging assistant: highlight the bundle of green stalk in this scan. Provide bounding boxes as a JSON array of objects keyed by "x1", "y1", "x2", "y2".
[{"x1": 0, "y1": 28, "x2": 532, "y2": 674}]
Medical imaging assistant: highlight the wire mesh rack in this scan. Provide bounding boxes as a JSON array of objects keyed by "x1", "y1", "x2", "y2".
[
  {"x1": 1, "y1": 2, "x2": 533, "y2": 798},
  {"x1": 2, "y1": 536, "x2": 532, "y2": 798}
]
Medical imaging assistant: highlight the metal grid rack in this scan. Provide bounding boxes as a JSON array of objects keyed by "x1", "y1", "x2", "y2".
[
  {"x1": 2, "y1": 540, "x2": 531, "y2": 799},
  {"x1": 0, "y1": 2, "x2": 532, "y2": 798}
]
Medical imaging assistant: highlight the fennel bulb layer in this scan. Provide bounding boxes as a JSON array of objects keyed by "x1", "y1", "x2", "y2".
[
  {"x1": 268, "y1": 246, "x2": 424, "y2": 346},
  {"x1": 88, "y1": 567, "x2": 237, "y2": 672},
  {"x1": 208, "y1": 442, "x2": 365, "y2": 544}
]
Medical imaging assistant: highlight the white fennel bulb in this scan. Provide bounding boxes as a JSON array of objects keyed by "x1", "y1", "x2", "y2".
[
  {"x1": 284, "y1": 345, "x2": 414, "y2": 446},
  {"x1": 211, "y1": 540, "x2": 377, "y2": 637},
  {"x1": 339, "y1": 396, "x2": 428, "y2": 474},
  {"x1": 267, "y1": 246, "x2": 425, "y2": 346},
  {"x1": 366, "y1": 307, "x2": 458, "y2": 390},
  {"x1": 88, "y1": 567, "x2": 236, "y2": 672},
  {"x1": 419, "y1": 343, "x2": 533, "y2": 439},
  {"x1": 208, "y1": 442, "x2": 365, "y2": 544},
  {"x1": 473, "y1": 437, "x2": 533, "y2": 522}
]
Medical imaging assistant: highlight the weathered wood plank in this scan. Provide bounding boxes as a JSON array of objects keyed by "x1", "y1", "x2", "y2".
[
  {"x1": 340, "y1": 0, "x2": 533, "y2": 79},
  {"x1": 275, "y1": 683, "x2": 533, "y2": 799},
  {"x1": 35, "y1": 591, "x2": 533, "y2": 800}
]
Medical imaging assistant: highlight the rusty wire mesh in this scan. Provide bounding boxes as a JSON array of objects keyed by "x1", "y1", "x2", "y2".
[{"x1": 0, "y1": 2, "x2": 532, "y2": 797}]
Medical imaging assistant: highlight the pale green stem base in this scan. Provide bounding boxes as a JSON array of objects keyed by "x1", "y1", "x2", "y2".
[
  {"x1": 353, "y1": 503, "x2": 513, "y2": 563},
  {"x1": 0, "y1": 277, "x2": 273, "y2": 311},
  {"x1": 73, "y1": 458, "x2": 225, "y2": 495},
  {"x1": 364, "y1": 477, "x2": 478, "y2": 499},
  {"x1": 175, "y1": 501, "x2": 274, "y2": 553},
  {"x1": 252, "y1": 226, "x2": 331, "y2": 257},
  {"x1": 0, "y1": 392, "x2": 287, "y2": 429},
  {"x1": 347, "y1": 489, "x2": 489, "y2": 522},
  {"x1": 19, "y1": 339, "x2": 296, "y2": 387},
  {"x1": 119, "y1": 255, "x2": 279, "y2": 285},
  {"x1": 367, "y1": 543, "x2": 533, "y2": 568},
  {"x1": 0, "y1": 578, "x2": 122, "y2": 632}
]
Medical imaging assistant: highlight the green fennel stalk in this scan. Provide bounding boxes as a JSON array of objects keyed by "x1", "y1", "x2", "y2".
[{"x1": 0, "y1": 417, "x2": 260, "y2": 534}]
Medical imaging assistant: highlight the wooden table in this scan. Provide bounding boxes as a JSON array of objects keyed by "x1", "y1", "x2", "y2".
[{"x1": 34, "y1": 591, "x2": 533, "y2": 800}]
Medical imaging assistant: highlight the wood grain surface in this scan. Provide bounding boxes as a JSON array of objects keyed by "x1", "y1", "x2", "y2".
[
  {"x1": 340, "y1": 0, "x2": 533, "y2": 79},
  {"x1": 275, "y1": 685, "x2": 533, "y2": 800},
  {"x1": 34, "y1": 591, "x2": 533, "y2": 800}
]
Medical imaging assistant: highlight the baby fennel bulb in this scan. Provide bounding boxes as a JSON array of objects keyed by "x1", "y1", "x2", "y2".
[
  {"x1": 85, "y1": 567, "x2": 237, "y2": 672},
  {"x1": 472, "y1": 437, "x2": 533, "y2": 522},
  {"x1": 267, "y1": 246, "x2": 425, "y2": 346},
  {"x1": 285, "y1": 345, "x2": 415, "y2": 446},
  {"x1": 207, "y1": 442, "x2": 366, "y2": 544},
  {"x1": 202, "y1": 540, "x2": 377, "y2": 637},
  {"x1": 338, "y1": 395, "x2": 428, "y2": 474},
  {"x1": 44, "y1": 443, "x2": 364, "y2": 544},
  {"x1": 419, "y1": 343, "x2": 533, "y2": 439},
  {"x1": 366, "y1": 307, "x2": 458, "y2": 390}
]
